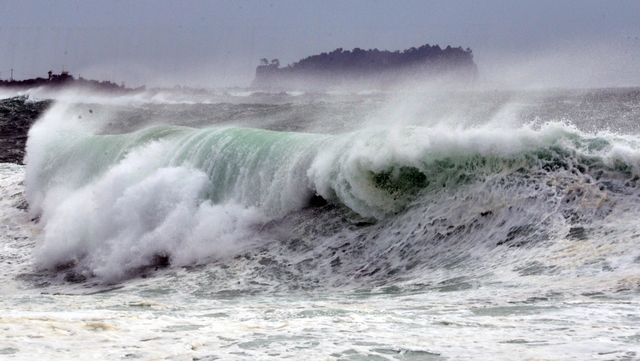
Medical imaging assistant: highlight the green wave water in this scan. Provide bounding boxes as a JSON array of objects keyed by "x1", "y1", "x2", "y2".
[{"x1": 20, "y1": 99, "x2": 640, "y2": 282}]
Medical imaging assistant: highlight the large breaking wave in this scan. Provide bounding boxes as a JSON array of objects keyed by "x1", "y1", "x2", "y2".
[{"x1": 23, "y1": 99, "x2": 640, "y2": 286}]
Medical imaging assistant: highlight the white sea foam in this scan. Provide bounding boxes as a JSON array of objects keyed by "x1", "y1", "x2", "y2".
[
  {"x1": 4, "y1": 88, "x2": 640, "y2": 360},
  {"x1": 22, "y1": 92, "x2": 640, "y2": 284}
]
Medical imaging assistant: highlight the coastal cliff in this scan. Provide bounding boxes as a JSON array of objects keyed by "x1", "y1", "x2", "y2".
[{"x1": 252, "y1": 43, "x2": 477, "y2": 90}]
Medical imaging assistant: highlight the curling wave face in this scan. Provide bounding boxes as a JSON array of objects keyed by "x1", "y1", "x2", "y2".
[{"x1": 22, "y1": 98, "x2": 640, "y2": 287}]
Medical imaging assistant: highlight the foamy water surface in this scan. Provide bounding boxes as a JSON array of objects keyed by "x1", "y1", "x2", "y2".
[{"x1": 2, "y1": 88, "x2": 640, "y2": 360}]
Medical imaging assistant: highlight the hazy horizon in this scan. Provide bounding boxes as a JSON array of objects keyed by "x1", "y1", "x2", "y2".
[{"x1": 1, "y1": 0, "x2": 639, "y2": 89}]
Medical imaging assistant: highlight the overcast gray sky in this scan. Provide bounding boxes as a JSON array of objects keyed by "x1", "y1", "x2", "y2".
[{"x1": 1, "y1": 0, "x2": 639, "y2": 88}]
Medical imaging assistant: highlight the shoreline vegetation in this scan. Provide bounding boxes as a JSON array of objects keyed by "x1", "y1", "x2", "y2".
[
  {"x1": 0, "y1": 71, "x2": 145, "y2": 93},
  {"x1": 252, "y1": 43, "x2": 477, "y2": 90},
  {"x1": 1, "y1": 43, "x2": 477, "y2": 93}
]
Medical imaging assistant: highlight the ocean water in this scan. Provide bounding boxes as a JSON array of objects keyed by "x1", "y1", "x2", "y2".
[{"x1": 2, "y1": 87, "x2": 640, "y2": 360}]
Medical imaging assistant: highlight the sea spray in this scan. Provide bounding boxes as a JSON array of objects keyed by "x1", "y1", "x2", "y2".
[
  {"x1": 22, "y1": 95, "x2": 640, "y2": 285},
  {"x1": 3, "y1": 89, "x2": 640, "y2": 360}
]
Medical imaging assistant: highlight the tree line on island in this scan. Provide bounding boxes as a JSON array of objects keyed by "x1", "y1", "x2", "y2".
[
  {"x1": 252, "y1": 43, "x2": 478, "y2": 89},
  {"x1": 0, "y1": 71, "x2": 144, "y2": 93}
]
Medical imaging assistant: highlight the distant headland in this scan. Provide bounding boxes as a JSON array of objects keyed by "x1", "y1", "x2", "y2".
[
  {"x1": 251, "y1": 43, "x2": 478, "y2": 90},
  {"x1": 0, "y1": 70, "x2": 145, "y2": 93}
]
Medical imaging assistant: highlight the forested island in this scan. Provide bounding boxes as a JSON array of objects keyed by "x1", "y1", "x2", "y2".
[
  {"x1": 0, "y1": 71, "x2": 144, "y2": 93},
  {"x1": 252, "y1": 43, "x2": 477, "y2": 90}
]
